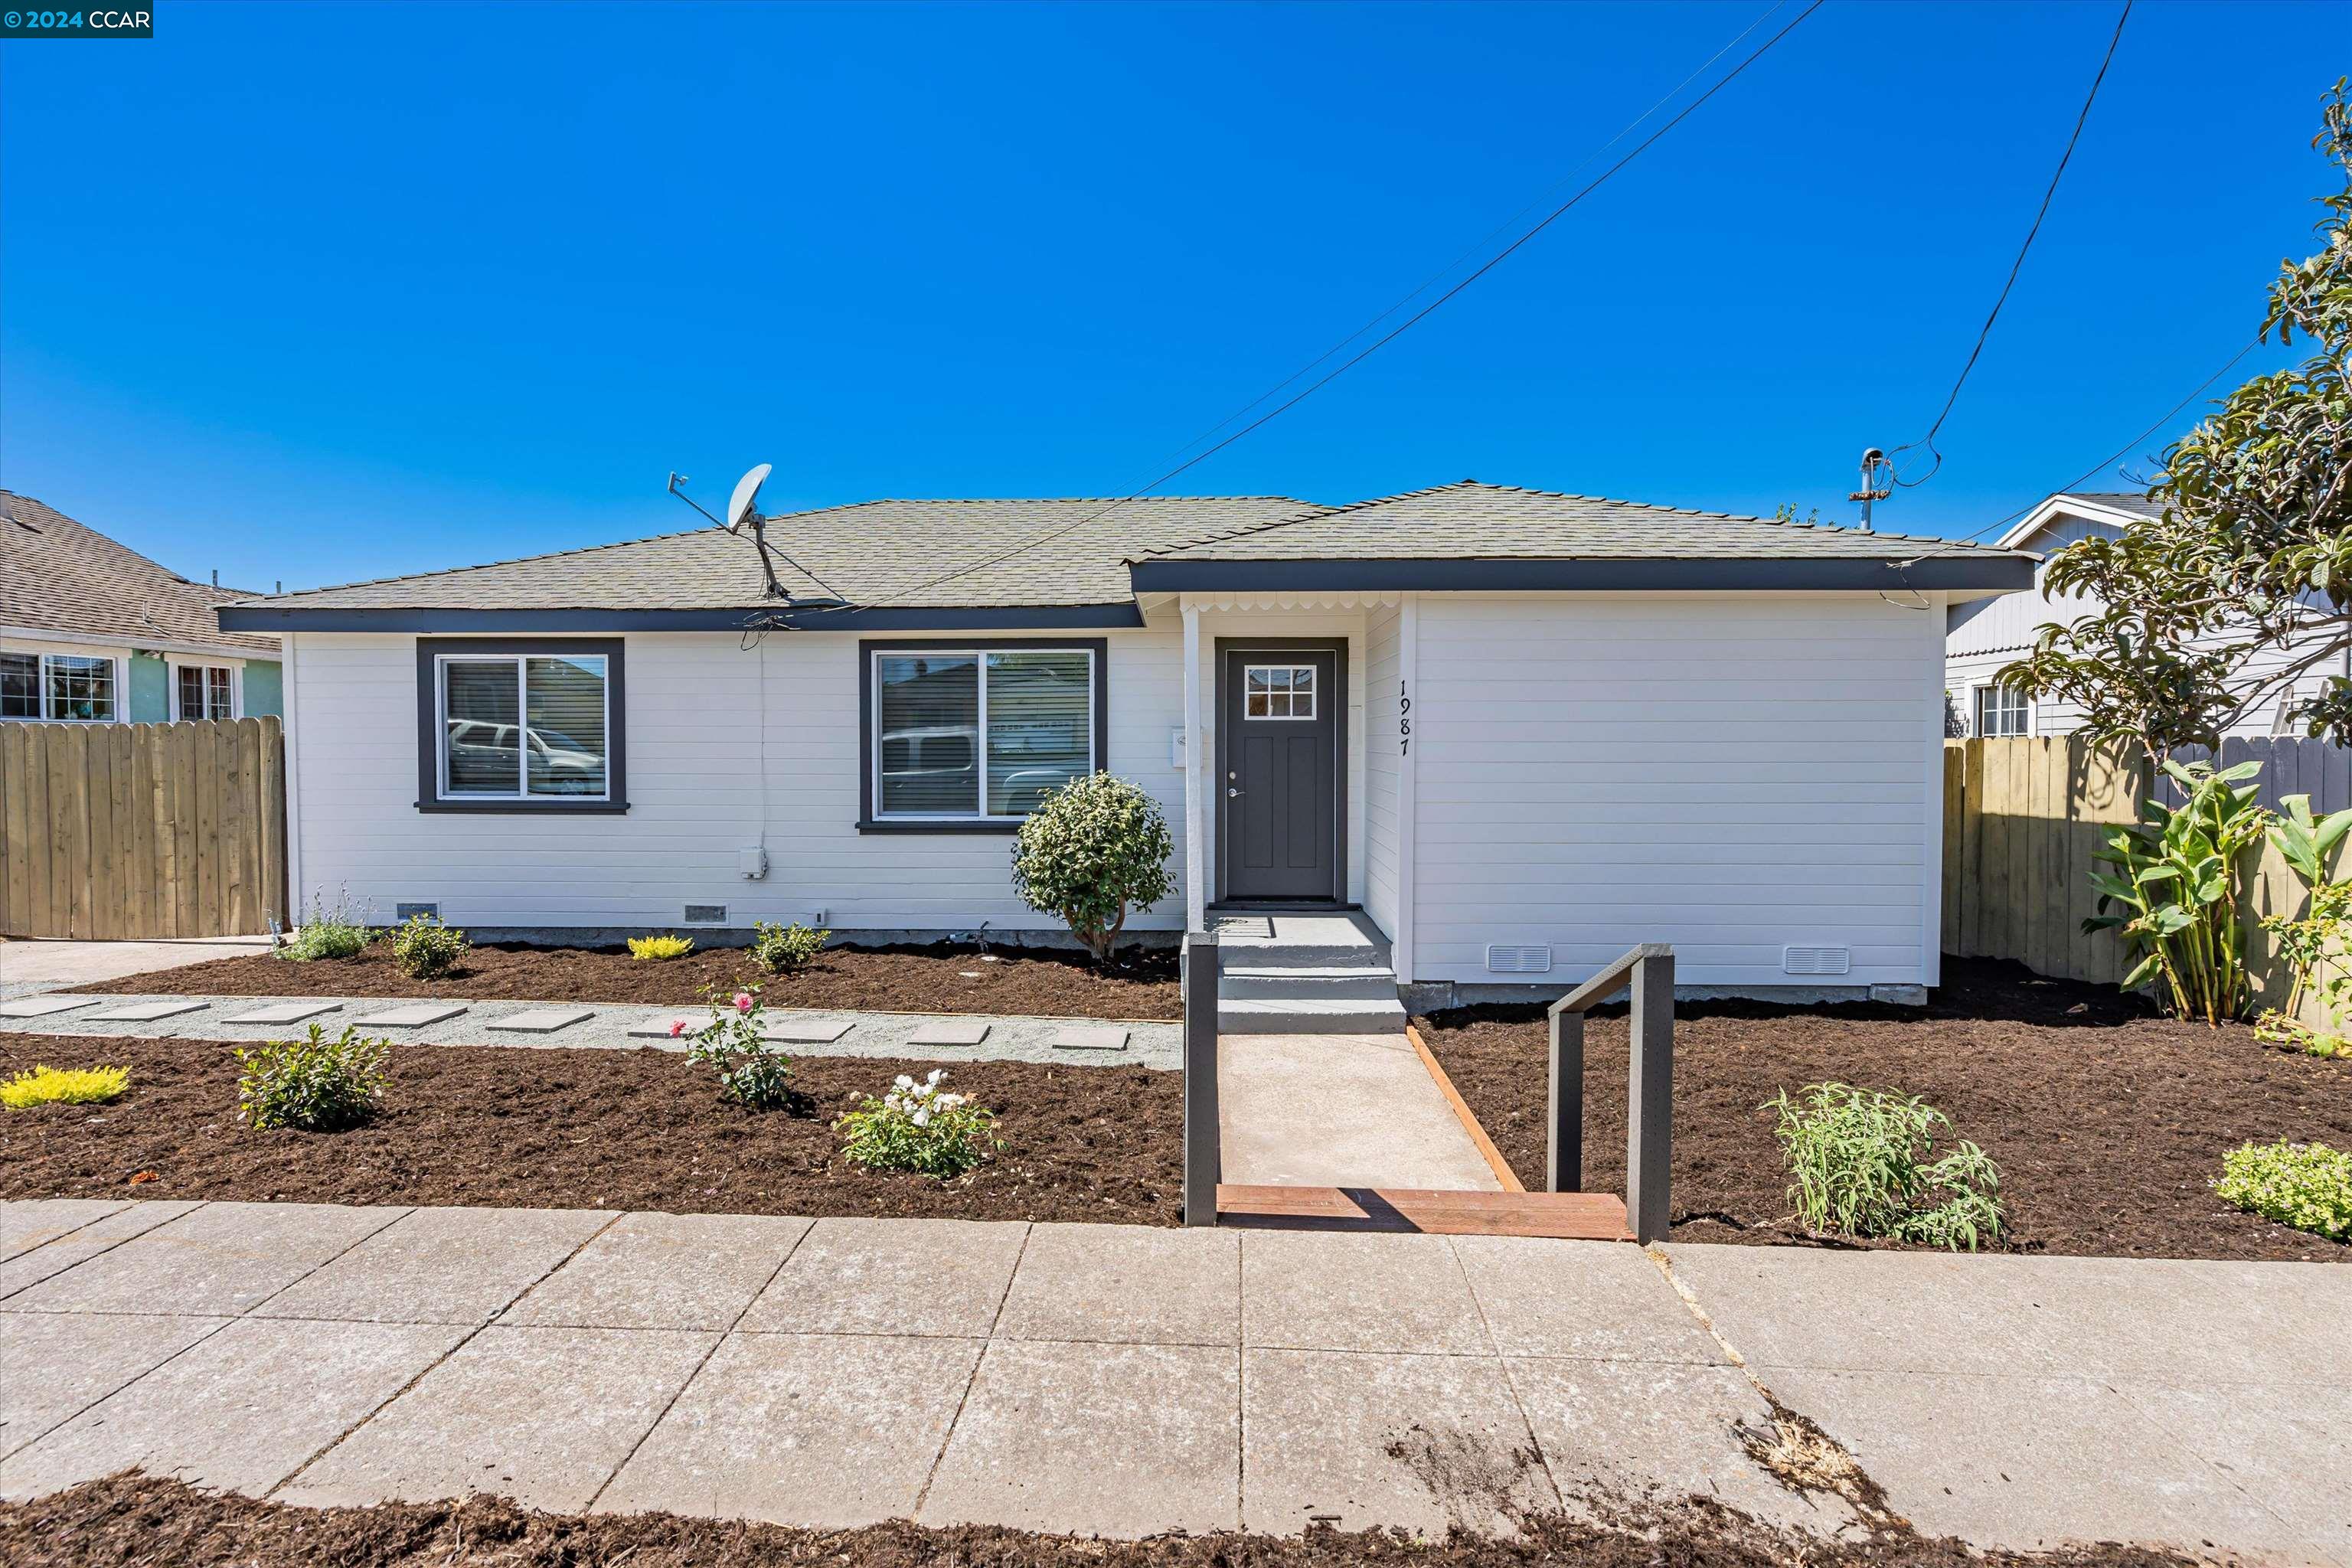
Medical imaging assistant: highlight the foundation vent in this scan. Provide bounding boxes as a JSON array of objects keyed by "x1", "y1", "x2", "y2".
[
  {"x1": 684, "y1": 903, "x2": 728, "y2": 925},
  {"x1": 1485, "y1": 944, "x2": 1553, "y2": 974},
  {"x1": 1782, "y1": 945, "x2": 1852, "y2": 976},
  {"x1": 394, "y1": 903, "x2": 439, "y2": 922}
]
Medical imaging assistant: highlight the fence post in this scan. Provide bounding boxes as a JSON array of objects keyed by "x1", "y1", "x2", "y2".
[
  {"x1": 1626, "y1": 950, "x2": 1674, "y2": 1245},
  {"x1": 1545, "y1": 1008, "x2": 1583, "y2": 1193},
  {"x1": 1181, "y1": 930, "x2": 1220, "y2": 1227}
]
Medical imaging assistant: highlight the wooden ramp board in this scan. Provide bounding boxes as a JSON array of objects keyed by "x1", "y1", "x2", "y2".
[{"x1": 1216, "y1": 1184, "x2": 1632, "y2": 1240}]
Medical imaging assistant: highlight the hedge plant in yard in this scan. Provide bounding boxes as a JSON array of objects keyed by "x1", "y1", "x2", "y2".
[
  {"x1": 236, "y1": 1024, "x2": 389, "y2": 1132},
  {"x1": 2216, "y1": 1140, "x2": 2352, "y2": 1241},
  {"x1": 677, "y1": 986, "x2": 793, "y2": 1109},
  {"x1": 2, "y1": 1064, "x2": 129, "y2": 1109},
  {"x1": 753, "y1": 920, "x2": 829, "y2": 975},
  {"x1": 1766, "y1": 1083, "x2": 2005, "y2": 1251},
  {"x1": 1010, "y1": 772, "x2": 1174, "y2": 965},
  {"x1": 390, "y1": 913, "x2": 469, "y2": 979},
  {"x1": 279, "y1": 891, "x2": 370, "y2": 962},
  {"x1": 628, "y1": 934, "x2": 694, "y2": 962},
  {"x1": 836, "y1": 1068, "x2": 999, "y2": 1178}
]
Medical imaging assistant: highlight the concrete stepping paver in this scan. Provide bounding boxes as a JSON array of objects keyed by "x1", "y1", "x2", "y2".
[
  {"x1": 484, "y1": 1007, "x2": 598, "y2": 1034},
  {"x1": 351, "y1": 1002, "x2": 468, "y2": 1028},
  {"x1": 1451, "y1": 1236, "x2": 1723, "y2": 1364},
  {"x1": 1240, "y1": 1230, "x2": 1492, "y2": 1356},
  {"x1": 0, "y1": 1200, "x2": 129, "y2": 1266},
  {"x1": 255, "y1": 1207, "x2": 615, "y2": 1325},
  {"x1": 626, "y1": 1015, "x2": 701, "y2": 1040},
  {"x1": 0, "y1": 1317, "x2": 469, "y2": 1500},
  {"x1": 506, "y1": 1213, "x2": 812, "y2": 1331},
  {"x1": 223, "y1": 1001, "x2": 342, "y2": 1025},
  {"x1": 920, "y1": 1340, "x2": 1240, "y2": 1537},
  {"x1": 1049, "y1": 1024, "x2": 1127, "y2": 1052},
  {"x1": 1240, "y1": 1346, "x2": 1553, "y2": 1537},
  {"x1": 763, "y1": 1018, "x2": 854, "y2": 1045},
  {"x1": 83, "y1": 999, "x2": 207, "y2": 1022},
  {"x1": 0, "y1": 1312, "x2": 225, "y2": 1463},
  {"x1": 993, "y1": 1223, "x2": 1238, "y2": 1348},
  {"x1": 279, "y1": 1324, "x2": 720, "y2": 1514},
  {"x1": 0, "y1": 1202, "x2": 203, "y2": 1303},
  {"x1": 2, "y1": 1202, "x2": 399, "y2": 1317},
  {"x1": 908, "y1": 1018, "x2": 991, "y2": 1047},
  {"x1": 0, "y1": 996, "x2": 96, "y2": 1019},
  {"x1": 598, "y1": 1331, "x2": 982, "y2": 1527},
  {"x1": 739, "y1": 1218, "x2": 1030, "y2": 1339}
]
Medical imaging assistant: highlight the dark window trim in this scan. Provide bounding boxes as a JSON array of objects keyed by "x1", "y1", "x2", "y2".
[
  {"x1": 857, "y1": 636, "x2": 1109, "y2": 835},
  {"x1": 414, "y1": 636, "x2": 628, "y2": 814},
  {"x1": 1214, "y1": 636, "x2": 1348, "y2": 906}
]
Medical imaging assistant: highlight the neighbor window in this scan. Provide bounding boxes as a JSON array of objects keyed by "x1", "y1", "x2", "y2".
[
  {"x1": 1243, "y1": 663, "x2": 1316, "y2": 719},
  {"x1": 865, "y1": 642, "x2": 1102, "y2": 824},
  {"x1": 416, "y1": 639, "x2": 626, "y2": 811},
  {"x1": 0, "y1": 652, "x2": 117, "y2": 722},
  {"x1": 174, "y1": 664, "x2": 236, "y2": 720},
  {"x1": 1974, "y1": 684, "x2": 2030, "y2": 737}
]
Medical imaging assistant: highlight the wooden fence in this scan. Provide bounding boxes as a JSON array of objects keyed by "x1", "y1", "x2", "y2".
[
  {"x1": 0, "y1": 717, "x2": 287, "y2": 939},
  {"x1": 1942, "y1": 736, "x2": 2339, "y2": 1022}
]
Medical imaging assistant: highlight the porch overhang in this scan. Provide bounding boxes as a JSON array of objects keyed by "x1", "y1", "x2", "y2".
[{"x1": 1129, "y1": 556, "x2": 2034, "y2": 595}]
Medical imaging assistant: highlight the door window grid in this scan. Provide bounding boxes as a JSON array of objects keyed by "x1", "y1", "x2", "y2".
[{"x1": 1243, "y1": 664, "x2": 1315, "y2": 720}]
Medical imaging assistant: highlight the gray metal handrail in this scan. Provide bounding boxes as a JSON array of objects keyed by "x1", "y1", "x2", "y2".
[
  {"x1": 1181, "y1": 930, "x2": 1220, "y2": 1227},
  {"x1": 1546, "y1": 942, "x2": 1674, "y2": 1243}
]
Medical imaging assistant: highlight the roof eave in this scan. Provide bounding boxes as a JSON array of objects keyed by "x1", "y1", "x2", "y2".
[
  {"x1": 217, "y1": 602, "x2": 1148, "y2": 633},
  {"x1": 1128, "y1": 556, "x2": 2037, "y2": 594}
]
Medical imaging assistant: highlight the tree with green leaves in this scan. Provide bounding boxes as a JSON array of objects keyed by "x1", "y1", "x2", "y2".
[{"x1": 2004, "y1": 80, "x2": 2352, "y2": 763}]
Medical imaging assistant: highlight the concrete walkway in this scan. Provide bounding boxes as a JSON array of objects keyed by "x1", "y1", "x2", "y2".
[
  {"x1": 0, "y1": 938, "x2": 271, "y2": 1001},
  {"x1": 0, "y1": 1199, "x2": 2342, "y2": 1560},
  {"x1": 1218, "y1": 1031, "x2": 1499, "y2": 1189},
  {"x1": 0, "y1": 991, "x2": 1180, "y2": 1070}
]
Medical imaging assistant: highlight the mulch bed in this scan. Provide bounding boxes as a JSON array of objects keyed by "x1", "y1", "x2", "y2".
[
  {"x1": 73, "y1": 939, "x2": 1181, "y2": 1021},
  {"x1": 0, "y1": 1474, "x2": 2198, "y2": 1568},
  {"x1": 1418, "y1": 956, "x2": 2352, "y2": 1262},
  {"x1": 0, "y1": 1034, "x2": 1178, "y2": 1225}
]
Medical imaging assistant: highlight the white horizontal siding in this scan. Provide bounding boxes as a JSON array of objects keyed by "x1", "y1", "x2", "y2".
[
  {"x1": 1412, "y1": 593, "x2": 1939, "y2": 990},
  {"x1": 290, "y1": 629, "x2": 1189, "y2": 933}
]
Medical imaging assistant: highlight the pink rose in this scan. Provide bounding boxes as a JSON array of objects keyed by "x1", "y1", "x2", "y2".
[
  {"x1": 733, "y1": 992, "x2": 755, "y2": 1013},
  {"x1": 668, "y1": 1019, "x2": 686, "y2": 1037}
]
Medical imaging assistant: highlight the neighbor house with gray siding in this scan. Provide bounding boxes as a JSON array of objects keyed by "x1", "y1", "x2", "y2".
[
  {"x1": 2, "y1": 490, "x2": 282, "y2": 725},
  {"x1": 220, "y1": 480, "x2": 2031, "y2": 1006}
]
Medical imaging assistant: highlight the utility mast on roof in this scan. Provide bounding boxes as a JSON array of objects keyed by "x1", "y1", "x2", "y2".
[{"x1": 1848, "y1": 448, "x2": 1891, "y2": 533}]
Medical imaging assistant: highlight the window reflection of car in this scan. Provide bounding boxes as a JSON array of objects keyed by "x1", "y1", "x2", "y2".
[
  {"x1": 526, "y1": 727, "x2": 605, "y2": 793},
  {"x1": 446, "y1": 720, "x2": 603, "y2": 793},
  {"x1": 992, "y1": 766, "x2": 1083, "y2": 814},
  {"x1": 880, "y1": 726, "x2": 978, "y2": 802}
]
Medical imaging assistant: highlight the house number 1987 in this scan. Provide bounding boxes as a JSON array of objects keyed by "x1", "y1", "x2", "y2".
[{"x1": 1399, "y1": 680, "x2": 1411, "y2": 755}]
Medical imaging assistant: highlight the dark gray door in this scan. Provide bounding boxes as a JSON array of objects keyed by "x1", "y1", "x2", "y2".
[{"x1": 1221, "y1": 648, "x2": 1340, "y2": 901}]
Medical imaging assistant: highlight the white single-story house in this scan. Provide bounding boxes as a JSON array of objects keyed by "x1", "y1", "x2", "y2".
[
  {"x1": 220, "y1": 480, "x2": 2031, "y2": 1004},
  {"x1": 2, "y1": 490, "x2": 283, "y2": 724},
  {"x1": 1946, "y1": 491, "x2": 2344, "y2": 740}
]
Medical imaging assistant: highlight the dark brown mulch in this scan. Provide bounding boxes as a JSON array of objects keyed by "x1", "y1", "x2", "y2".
[
  {"x1": 74, "y1": 939, "x2": 1181, "y2": 1021},
  {"x1": 0, "y1": 1473, "x2": 2200, "y2": 1568},
  {"x1": 1418, "y1": 956, "x2": 2352, "y2": 1263},
  {"x1": 0, "y1": 1034, "x2": 1178, "y2": 1224}
]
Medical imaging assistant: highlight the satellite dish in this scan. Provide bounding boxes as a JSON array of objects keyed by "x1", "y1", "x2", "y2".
[{"x1": 724, "y1": 463, "x2": 773, "y2": 534}]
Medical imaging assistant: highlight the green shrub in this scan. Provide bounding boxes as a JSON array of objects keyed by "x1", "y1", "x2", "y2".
[
  {"x1": 679, "y1": 985, "x2": 793, "y2": 1109},
  {"x1": 753, "y1": 920, "x2": 829, "y2": 975},
  {"x1": 2215, "y1": 1140, "x2": 2352, "y2": 1241},
  {"x1": 629, "y1": 933, "x2": 694, "y2": 962},
  {"x1": 2, "y1": 1063, "x2": 129, "y2": 1109},
  {"x1": 235, "y1": 1024, "x2": 390, "y2": 1131},
  {"x1": 390, "y1": 913, "x2": 469, "y2": 979},
  {"x1": 279, "y1": 892, "x2": 371, "y2": 962},
  {"x1": 2085, "y1": 758, "x2": 2269, "y2": 1024},
  {"x1": 836, "y1": 1068, "x2": 999, "y2": 1178},
  {"x1": 1765, "y1": 1083, "x2": 2005, "y2": 1251},
  {"x1": 1009, "y1": 772, "x2": 1174, "y2": 965}
]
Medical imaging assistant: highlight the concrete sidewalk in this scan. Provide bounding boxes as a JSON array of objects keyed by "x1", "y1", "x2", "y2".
[
  {"x1": 0, "y1": 1200, "x2": 2343, "y2": 1560},
  {"x1": 0, "y1": 938, "x2": 271, "y2": 1001}
]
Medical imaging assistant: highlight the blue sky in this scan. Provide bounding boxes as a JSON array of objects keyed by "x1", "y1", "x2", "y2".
[{"x1": 0, "y1": 1, "x2": 2333, "y2": 593}]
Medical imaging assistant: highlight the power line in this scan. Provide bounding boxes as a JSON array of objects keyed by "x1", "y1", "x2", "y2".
[
  {"x1": 1890, "y1": 0, "x2": 2132, "y2": 489},
  {"x1": 1961, "y1": 337, "x2": 2259, "y2": 542},
  {"x1": 861, "y1": 0, "x2": 1827, "y2": 609}
]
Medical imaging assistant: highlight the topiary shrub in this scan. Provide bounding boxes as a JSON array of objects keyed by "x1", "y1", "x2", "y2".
[
  {"x1": 628, "y1": 934, "x2": 694, "y2": 962},
  {"x1": 390, "y1": 913, "x2": 469, "y2": 979},
  {"x1": 836, "y1": 1068, "x2": 999, "y2": 1178},
  {"x1": 1765, "y1": 1083, "x2": 2005, "y2": 1251},
  {"x1": 236, "y1": 1024, "x2": 389, "y2": 1132},
  {"x1": 2215, "y1": 1140, "x2": 2352, "y2": 1241},
  {"x1": 753, "y1": 920, "x2": 829, "y2": 975},
  {"x1": 1009, "y1": 772, "x2": 1174, "y2": 965},
  {"x1": 2, "y1": 1064, "x2": 129, "y2": 1109}
]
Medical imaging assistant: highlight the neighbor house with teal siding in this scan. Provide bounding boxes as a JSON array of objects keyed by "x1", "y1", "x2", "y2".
[{"x1": 0, "y1": 490, "x2": 281, "y2": 724}]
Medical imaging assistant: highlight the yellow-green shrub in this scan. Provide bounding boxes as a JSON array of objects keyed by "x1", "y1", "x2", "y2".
[
  {"x1": 2, "y1": 1064, "x2": 130, "y2": 1109},
  {"x1": 628, "y1": 934, "x2": 694, "y2": 962},
  {"x1": 2215, "y1": 1140, "x2": 2352, "y2": 1242}
]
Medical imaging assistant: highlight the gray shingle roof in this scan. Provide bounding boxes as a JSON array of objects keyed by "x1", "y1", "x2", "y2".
[
  {"x1": 1138, "y1": 480, "x2": 2011, "y2": 562},
  {"x1": 255, "y1": 497, "x2": 1326, "y2": 612},
  {"x1": 0, "y1": 492, "x2": 279, "y2": 655}
]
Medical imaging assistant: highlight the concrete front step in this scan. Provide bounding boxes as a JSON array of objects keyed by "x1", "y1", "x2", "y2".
[
  {"x1": 1217, "y1": 995, "x2": 1409, "y2": 1034},
  {"x1": 1218, "y1": 966, "x2": 1400, "y2": 1002}
]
